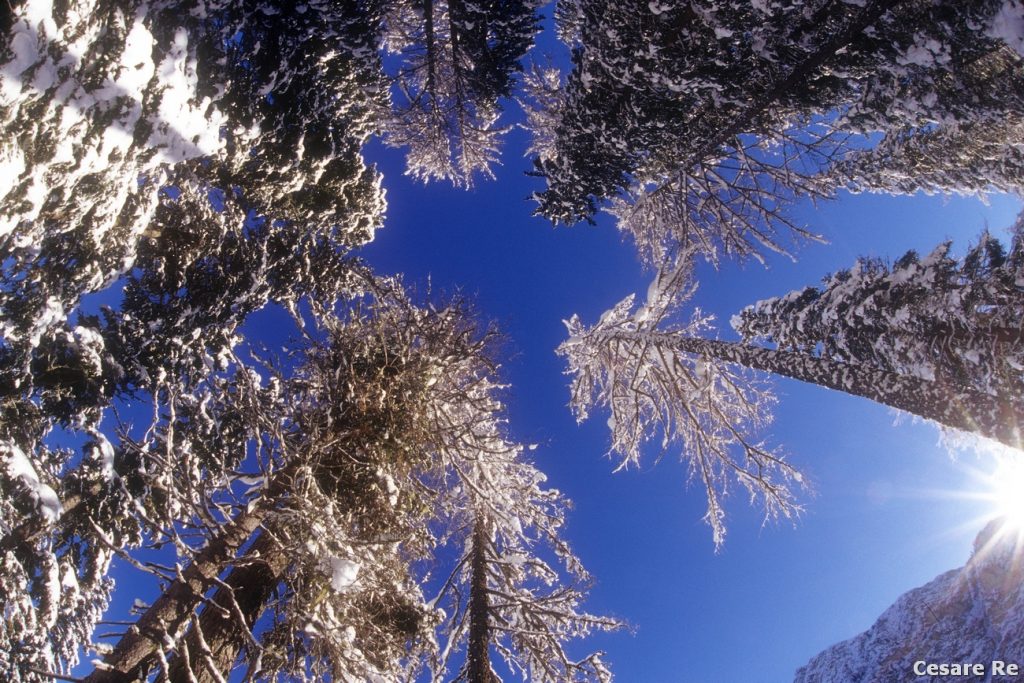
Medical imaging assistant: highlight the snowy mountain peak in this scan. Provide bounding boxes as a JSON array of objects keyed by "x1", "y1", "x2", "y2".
[{"x1": 795, "y1": 518, "x2": 1024, "y2": 683}]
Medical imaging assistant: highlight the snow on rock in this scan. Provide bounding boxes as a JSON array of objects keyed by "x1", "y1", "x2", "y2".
[
  {"x1": 794, "y1": 518, "x2": 1024, "y2": 682},
  {"x1": 1, "y1": 439, "x2": 62, "y2": 523}
]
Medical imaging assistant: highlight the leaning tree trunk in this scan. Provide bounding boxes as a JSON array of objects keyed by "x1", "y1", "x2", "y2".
[
  {"x1": 83, "y1": 468, "x2": 297, "y2": 683},
  {"x1": 660, "y1": 334, "x2": 1024, "y2": 450},
  {"x1": 465, "y1": 518, "x2": 495, "y2": 683},
  {"x1": 166, "y1": 530, "x2": 289, "y2": 683}
]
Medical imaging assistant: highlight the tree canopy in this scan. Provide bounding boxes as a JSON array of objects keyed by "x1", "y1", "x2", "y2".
[
  {"x1": 530, "y1": 0, "x2": 1024, "y2": 264},
  {"x1": 2, "y1": 0, "x2": 1023, "y2": 679}
]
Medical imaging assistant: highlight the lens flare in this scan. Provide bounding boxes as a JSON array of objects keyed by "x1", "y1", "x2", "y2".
[{"x1": 989, "y1": 458, "x2": 1024, "y2": 529}]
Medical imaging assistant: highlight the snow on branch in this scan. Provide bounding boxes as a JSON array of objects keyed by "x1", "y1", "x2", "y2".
[{"x1": 559, "y1": 253, "x2": 804, "y2": 548}]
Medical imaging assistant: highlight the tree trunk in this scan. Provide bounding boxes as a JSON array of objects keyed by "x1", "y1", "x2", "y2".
[
  {"x1": 660, "y1": 334, "x2": 1023, "y2": 450},
  {"x1": 465, "y1": 519, "x2": 494, "y2": 683},
  {"x1": 423, "y1": 0, "x2": 437, "y2": 94},
  {"x1": 166, "y1": 530, "x2": 289, "y2": 683},
  {"x1": 83, "y1": 469, "x2": 296, "y2": 683}
]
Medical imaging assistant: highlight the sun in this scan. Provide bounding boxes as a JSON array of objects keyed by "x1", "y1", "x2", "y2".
[
  {"x1": 913, "y1": 452, "x2": 1024, "y2": 554},
  {"x1": 988, "y1": 458, "x2": 1024, "y2": 530}
]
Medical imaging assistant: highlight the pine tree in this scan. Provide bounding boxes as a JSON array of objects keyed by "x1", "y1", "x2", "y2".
[
  {"x1": 560, "y1": 249, "x2": 1023, "y2": 545},
  {"x1": 829, "y1": 114, "x2": 1024, "y2": 197},
  {"x1": 432, "y1": 429, "x2": 620, "y2": 682},
  {"x1": 1, "y1": 1, "x2": 389, "y2": 678},
  {"x1": 71, "y1": 287, "x2": 615, "y2": 683},
  {"x1": 382, "y1": 0, "x2": 542, "y2": 185},
  {"x1": 2, "y1": 3, "x2": 616, "y2": 681},
  {"x1": 733, "y1": 218, "x2": 1024, "y2": 429},
  {"x1": 79, "y1": 288, "x2": 477, "y2": 682},
  {"x1": 0, "y1": 0, "x2": 386, "y2": 366},
  {"x1": 529, "y1": 0, "x2": 1024, "y2": 265}
]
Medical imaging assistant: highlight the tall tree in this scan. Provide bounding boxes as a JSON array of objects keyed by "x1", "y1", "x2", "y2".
[
  {"x1": 529, "y1": 0, "x2": 1023, "y2": 265},
  {"x1": 0, "y1": 0, "x2": 386, "y2": 364},
  {"x1": 382, "y1": 0, "x2": 542, "y2": 185},
  {"x1": 74, "y1": 287, "x2": 615, "y2": 683},
  {"x1": 80, "y1": 288, "x2": 479, "y2": 682},
  {"x1": 829, "y1": 114, "x2": 1024, "y2": 198},
  {"x1": 1, "y1": 1, "x2": 389, "y2": 678},
  {"x1": 560, "y1": 249, "x2": 1023, "y2": 545},
  {"x1": 733, "y1": 218, "x2": 1024, "y2": 430},
  {"x1": 430, "y1": 424, "x2": 620, "y2": 682}
]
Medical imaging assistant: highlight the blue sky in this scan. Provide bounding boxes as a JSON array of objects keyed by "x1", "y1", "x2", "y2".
[{"x1": 359, "y1": 122, "x2": 1022, "y2": 681}]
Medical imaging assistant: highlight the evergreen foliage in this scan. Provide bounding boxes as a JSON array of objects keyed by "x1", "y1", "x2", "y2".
[
  {"x1": 383, "y1": 0, "x2": 543, "y2": 185},
  {"x1": 530, "y1": 0, "x2": 1024, "y2": 264},
  {"x1": 562, "y1": 228, "x2": 1024, "y2": 545},
  {"x1": 3, "y1": 0, "x2": 1024, "y2": 677},
  {"x1": 1, "y1": 2, "x2": 612, "y2": 681},
  {"x1": 830, "y1": 115, "x2": 1024, "y2": 197},
  {"x1": 559, "y1": 255, "x2": 804, "y2": 547},
  {"x1": 734, "y1": 218, "x2": 1024, "y2": 437}
]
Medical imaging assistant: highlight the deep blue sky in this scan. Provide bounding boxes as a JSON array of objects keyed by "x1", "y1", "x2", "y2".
[{"x1": 359, "y1": 120, "x2": 1021, "y2": 681}]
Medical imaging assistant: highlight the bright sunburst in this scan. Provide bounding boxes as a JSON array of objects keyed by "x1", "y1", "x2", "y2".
[
  {"x1": 910, "y1": 446, "x2": 1024, "y2": 553},
  {"x1": 988, "y1": 458, "x2": 1024, "y2": 530}
]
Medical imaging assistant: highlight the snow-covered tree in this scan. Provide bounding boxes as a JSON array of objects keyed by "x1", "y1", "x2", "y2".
[
  {"x1": 734, "y1": 217, "x2": 1024, "y2": 437},
  {"x1": 559, "y1": 256, "x2": 804, "y2": 547},
  {"x1": 3, "y1": 3, "x2": 615, "y2": 680},
  {"x1": 2, "y1": 0, "x2": 220, "y2": 373},
  {"x1": 0, "y1": 0, "x2": 386, "y2": 365},
  {"x1": 77, "y1": 288, "x2": 464, "y2": 682},
  {"x1": 1, "y1": 2, "x2": 391, "y2": 678},
  {"x1": 428, "y1": 420, "x2": 620, "y2": 682},
  {"x1": 530, "y1": 0, "x2": 1024, "y2": 264},
  {"x1": 382, "y1": 0, "x2": 542, "y2": 185},
  {"x1": 447, "y1": 515, "x2": 617, "y2": 683},
  {"x1": 561, "y1": 246, "x2": 1024, "y2": 546},
  {"x1": 830, "y1": 114, "x2": 1024, "y2": 198},
  {"x1": 831, "y1": 12, "x2": 1024, "y2": 198},
  {"x1": 66, "y1": 286, "x2": 614, "y2": 683}
]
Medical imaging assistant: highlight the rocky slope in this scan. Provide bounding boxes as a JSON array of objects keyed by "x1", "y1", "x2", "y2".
[{"x1": 795, "y1": 518, "x2": 1024, "y2": 682}]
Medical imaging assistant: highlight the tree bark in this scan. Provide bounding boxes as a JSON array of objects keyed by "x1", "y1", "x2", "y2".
[
  {"x1": 83, "y1": 468, "x2": 296, "y2": 683},
  {"x1": 465, "y1": 519, "x2": 494, "y2": 683},
  {"x1": 658, "y1": 334, "x2": 1023, "y2": 450},
  {"x1": 423, "y1": 0, "x2": 437, "y2": 95},
  {"x1": 166, "y1": 530, "x2": 289, "y2": 683}
]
